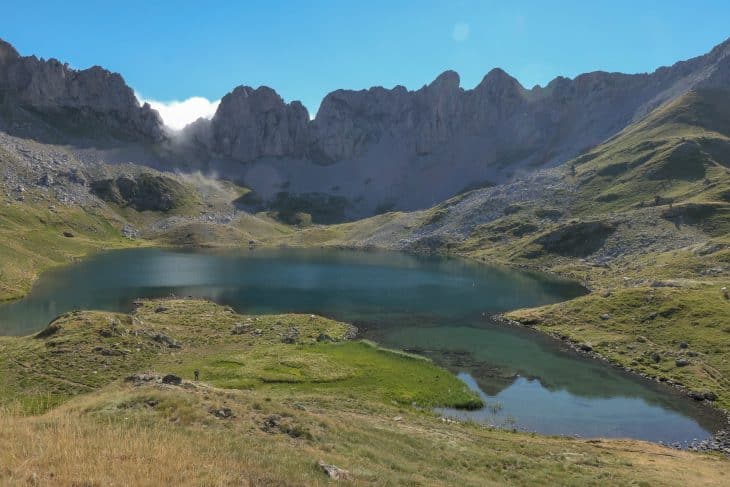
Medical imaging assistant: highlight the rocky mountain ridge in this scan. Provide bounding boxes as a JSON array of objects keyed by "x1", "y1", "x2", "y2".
[
  {"x1": 0, "y1": 39, "x2": 164, "y2": 142},
  {"x1": 189, "y1": 37, "x2": 730, "y2": 168},
  {"x1": 2, "y1": 36, "x2": 730, "y2": 215}
]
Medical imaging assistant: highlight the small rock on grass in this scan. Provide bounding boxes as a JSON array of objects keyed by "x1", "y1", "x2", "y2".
[
  {"x1": 152, "y1": 333, "x2": 181, "y2": 349},
  {"x1": 317, "y1": 333, "x2": 334, "y2": 342},
  {"x1": 209, "y1": 406, "x2": 234, "y2": 419},
  {"x1": 126, "y1": 373, "x2": 158, "y2": 384},
  {"x1": 317, "y1": 461, "x2": 351, "y2": 480},
  {"x1": 231, "y1": 323, "x2": 249, "y2": 335}
]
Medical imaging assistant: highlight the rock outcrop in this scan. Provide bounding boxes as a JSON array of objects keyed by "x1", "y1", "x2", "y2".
[
  {"x1": 186, "y1": 86, "x2": 309, "y2": 161},
  {"x1": 0, "y1": 38, "x2": 164, "y2": 142},
  {"x1": 90, "y1": 174, "x2": 188, "y2": 212}
]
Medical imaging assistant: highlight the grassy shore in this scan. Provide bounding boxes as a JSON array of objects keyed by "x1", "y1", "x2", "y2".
[
  {"x1": 0, "y1": 199, "x2": 143, "y2": 301},
  {"x1": 507, "y1": 285, "x2": 730, "y2": 411},
  {"x1": 1, "y1": 299, "x2": 727, "y2": 486}
]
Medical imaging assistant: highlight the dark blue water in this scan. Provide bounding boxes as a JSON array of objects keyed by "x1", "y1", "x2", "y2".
[{"x1": 0, "y1": 247, "x2": 722, "y2": 442}]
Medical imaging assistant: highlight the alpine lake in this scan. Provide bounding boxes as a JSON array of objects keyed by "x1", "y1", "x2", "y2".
[{"x1": 0, "y1": 247, "x2": 724, "y2": 444}]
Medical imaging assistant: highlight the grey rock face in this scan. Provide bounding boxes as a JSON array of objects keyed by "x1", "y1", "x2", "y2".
[
  {"x1": 191, "y1": 38, "x2": 730, "y2": 189},
  {"x1": 190, "y1": 86, "x2": 309, "y2": 161},
  {"x1": 310, "y1": 70, "x2": 466, "y2": 161},
  {"x1": 0, "y1": 38, "x2": 164, "y2": 142}
]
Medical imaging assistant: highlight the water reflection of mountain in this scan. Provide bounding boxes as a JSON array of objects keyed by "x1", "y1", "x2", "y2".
[{"x1": 372, "y1": 317, "x2": 724, "y2": 433}]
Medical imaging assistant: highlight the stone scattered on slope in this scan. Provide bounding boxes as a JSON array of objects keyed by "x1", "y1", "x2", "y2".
[{"x1": 317, "y1": 460, "x2": 351, "y2": 480}]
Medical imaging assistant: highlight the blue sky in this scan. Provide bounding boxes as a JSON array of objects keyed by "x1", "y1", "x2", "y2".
[{"x1": 3, "y1": 1, "x2": 729, "y2": 128}]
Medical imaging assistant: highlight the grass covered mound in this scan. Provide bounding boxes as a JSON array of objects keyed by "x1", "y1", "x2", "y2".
[{"x1": 0, "y1": 299, "x2": 481, "y2": 414}]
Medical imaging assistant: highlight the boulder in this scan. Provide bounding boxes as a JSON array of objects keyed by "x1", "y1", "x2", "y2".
[
  {"x1": 34, "y1": 321, "x2": 62, "y2": 339},
  {"x1": 91, "y1": 174, "x2": 188, "y2": 212},
  {"x1": 281, "y1": 326, "x2": 300, "y2": 344},
  {"x1": 93, "y1": 347, "x2": 124, "y2": 357},
  {"x1": 317, "y1": 333, "x2": 334, "y2": 342},
  {"x1": 151, "y1": 333, "x2": 181, "y2": 349},
  {"x1": 231, "y1": 323, "x2": 249, "y2": 335},
  {"x1": 688, "y1": 390, "x2": 718, "y2": 402},
  {"x1": 317, "y1": 461, "x2": 351, "y2": 480},
  {"x1": 125, "y1": 373, "x2": 159, "y2": 385},
  {"x1": 161, "y1": 374, "x2": 182, "y2": 385},
  {"x1": 262, "y1": 414, "x2": 282, "y2": 433},
  {"x1": 209, "y1": 407, "x2": 234, "y2": 419}
]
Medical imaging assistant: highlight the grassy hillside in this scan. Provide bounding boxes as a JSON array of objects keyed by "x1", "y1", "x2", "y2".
[
  {"x1": 444, "y1": 90, "x2": 730, "y2": 413},
  {"x1": 1, "y1": 299, "x2": 727, "y2": 486},
  {"x1": 0, "y1": 159, "x2": 291, "y2": 301},
  {"x1": 0, "y1": 199, "x2": 141, "y2": 301},
  {"x1": 571, "y1": 89, "x2": 730, "y2": 217},
  {"x1": 0, "y1": 299, "x2": 481, "y2": 413},
  {"x1": 507, "y1": 285, "x2": 730, "y2": 410}
]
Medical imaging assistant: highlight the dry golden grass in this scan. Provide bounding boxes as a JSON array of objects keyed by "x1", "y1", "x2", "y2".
[
  {"x1": 0, "y1": 411, "x2": 318, "y2": 486},
  {"x1": 1, "y1": 379, "x2": 729, "y2": 487}
]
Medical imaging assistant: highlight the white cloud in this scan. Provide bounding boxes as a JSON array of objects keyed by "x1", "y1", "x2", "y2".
[
  {"x1": 136, "y1": 93, "x2": 220, "y2": 130},
  {"x1": 452, "y1": 22, "x2": 470, "y2": 42}
]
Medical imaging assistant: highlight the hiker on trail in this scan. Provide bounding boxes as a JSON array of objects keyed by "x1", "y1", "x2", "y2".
[{"x1": 194, "y1": 369, "x2": 200, "y2": 381}]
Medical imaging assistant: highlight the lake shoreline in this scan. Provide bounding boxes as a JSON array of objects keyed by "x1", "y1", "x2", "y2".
[
  {"x1": 492, "y1": 313, "x2": 730, "y2": 453},
  {"x1": 2, "y1": 242, "x2": 726, "y2": 450}
]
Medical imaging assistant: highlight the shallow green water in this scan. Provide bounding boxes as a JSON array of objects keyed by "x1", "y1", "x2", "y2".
[{"x1": 0, "y1": 247, "x2": 723, "y2": 442}]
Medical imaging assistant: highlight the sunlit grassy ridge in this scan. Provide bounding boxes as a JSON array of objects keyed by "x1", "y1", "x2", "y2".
[{"x1": 571, "y1": 89, "x2": 730, "y2": 216}]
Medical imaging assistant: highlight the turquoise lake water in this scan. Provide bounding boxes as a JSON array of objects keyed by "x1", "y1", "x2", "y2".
[{"x1": 0, "y1": 247, "x2": 722, "y2": 443}]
